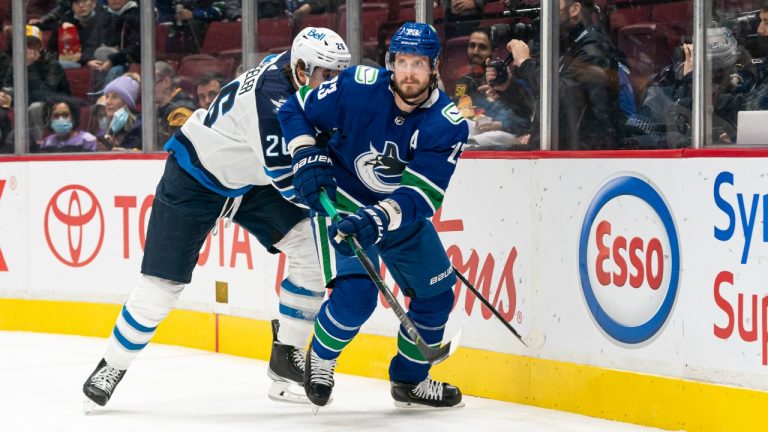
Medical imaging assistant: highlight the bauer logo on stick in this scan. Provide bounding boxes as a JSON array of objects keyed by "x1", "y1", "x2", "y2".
[{"x1": 578, "y1": 175, "x2": 680, "y2": 345}]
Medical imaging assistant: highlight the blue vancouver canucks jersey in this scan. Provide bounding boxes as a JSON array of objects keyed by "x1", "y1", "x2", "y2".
[
  {"x1": 166, "y1": 51, "x2": 298, "y2": 201},
  {"x1": 279, "y1": 65, "x2": 468, "y2": 225}
]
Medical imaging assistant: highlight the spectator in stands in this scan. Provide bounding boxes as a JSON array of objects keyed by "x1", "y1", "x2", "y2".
[
  {"x1": 39, "y1": 97, "x2": 97, "y2": 151},
  {"x1": 452, "y1": 27, "x2": 493, "y2": 101},
  {"x1": 29, "y1": 1, "x2": 71, "y2": 30},
  {"x1": 47, "y1": 0, "x2": 106, "y2": 70},
  {"x1": 195, "y1": 71, "x2": 225, "y2": 109},
  {"x1": 223, "y1": 0, "x2": 243, "y2": 20},
  {"x1": 445, "y1": 0, "x2": 487, "y2": 37},
  {"x1": 0, "y1": 25, "x2": 71, "y2": 145},
  {"x1": 96, "y1": 73, "x2": 142, "y2": 150},
  {"x1": 155, "y1": 60, "x2": 196, "y2": 144},
  {"x1": 168, "y1": 0, "x2": 224, "y2": 53},
  {"x1": 746, "y1": 3, "x2": 768, "y2": 110},
  {"x1": 656, "y1": 27, "x2": 751, "y2": 145},
  {"x1": 498, "y1": 0, "x2": 629, "y2": 150},
  {"x1": 27, "y1": 0, "x2": 63, "y2": 27},
  {"x1": 453, "y1": 27, "x2": 534, "y2": 146},
  {"x1": 94, "y1": 0, "x2": 140, "y2": 86},
  {"x1": 286, "y1": 0, "x2": 329, "y2": 33},
  {"x1": 0, "y1": 39, "x2": 10, "y2": 153}
]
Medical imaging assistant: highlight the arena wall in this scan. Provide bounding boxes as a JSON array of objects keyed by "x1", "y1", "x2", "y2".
[{"x1": 1, "y1": 151, "x2": 767, "y2": 431}]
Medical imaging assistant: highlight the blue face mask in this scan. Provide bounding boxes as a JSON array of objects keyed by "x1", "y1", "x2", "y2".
[
  {"x1": 110, "y1": 107, "x2": 129, "y2": 133},
  {"x1": 51, "y1": 118, "x2": 73, "y2": 135}
]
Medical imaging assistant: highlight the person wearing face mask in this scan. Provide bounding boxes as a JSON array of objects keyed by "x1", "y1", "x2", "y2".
[
  {"x1": 40, "y1": 97, "x2": 97, "y2": 152},
  {"x1": 96, "y1": 73, "x2": 142, "y2": 150}
]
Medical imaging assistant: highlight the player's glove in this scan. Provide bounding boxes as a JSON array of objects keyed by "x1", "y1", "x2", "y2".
[
  {"x1": 329, "y1": 205, "x2": 390, "y2": 256},
  {"x1": 291, "y1": 146, "x2": 336, "y2": 215}
]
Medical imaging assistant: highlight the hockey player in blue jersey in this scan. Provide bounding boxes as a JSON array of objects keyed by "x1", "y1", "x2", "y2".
[
  {"x1": 278, "y1": 22, "x2": 469, "y2": 409},
  {"x1": 81, "y1": 27, "x2": 351, "y2": 411}
]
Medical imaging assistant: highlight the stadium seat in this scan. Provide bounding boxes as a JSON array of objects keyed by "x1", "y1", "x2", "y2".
[
  {"x1": 201, "y1": 21, "x2": 242, "y2": 56},
  {"x1": 299, "y1": 13, "x2": 336, "y2": 30},
  {"x1": 156, "y1": 24, "x2": 171, "y2": 59},
  {"x1": 337, "y1": 3, "x2": 390, "y2": 59},
  {"x1": 258, "y1": 17, "x2": 292, "y2": 51},
  {"x1": 64, "y1": 67, "x2": 93, "y2": 101},
  {"x1": 609, "y1": 6, "x2": 651, "y2": 41},
  {"x1": 177, "y1": 54, "x2": 236, "y2": 80}
]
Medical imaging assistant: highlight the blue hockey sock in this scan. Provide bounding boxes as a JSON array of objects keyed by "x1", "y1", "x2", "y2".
[
  {"x1": 311, "y1": 276, "x2": 377, "y2": 360},
  {"x1": 389, "y1": 288, "x2": 454, "y2": 383}
]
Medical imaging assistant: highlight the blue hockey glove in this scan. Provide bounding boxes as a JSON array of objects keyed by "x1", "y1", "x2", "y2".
[
  {"x1": 291, "y1": 146, "x2": 336, "y2": 215},
  {"x1": 329, "y1": 205, "x2": 389, "y2": 256}
]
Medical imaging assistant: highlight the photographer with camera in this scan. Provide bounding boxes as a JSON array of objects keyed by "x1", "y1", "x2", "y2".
[
  {"x1": 453, "y1": 27, "x2": 534, "y2": 146},
  {"x1": 490, "y1": 0, "x2": 630, "y2": 150}
]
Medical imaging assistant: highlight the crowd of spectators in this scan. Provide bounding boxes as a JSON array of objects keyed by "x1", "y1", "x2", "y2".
[{"x1": 0, "y1": 0, "x2": 766, "y2": 154}]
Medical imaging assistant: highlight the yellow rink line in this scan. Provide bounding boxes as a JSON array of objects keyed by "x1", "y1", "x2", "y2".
[{"x1": 1, "y1": 298, "x2": 766, "y2": 431}]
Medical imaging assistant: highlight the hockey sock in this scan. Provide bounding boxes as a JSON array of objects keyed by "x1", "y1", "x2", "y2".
[
  {"x1": 278, "y1": 278, "x2": 325, "y2": 347},
  {"x1": 103, "y1": 275, "x2": 184, "y2": 370},
  {"x1": 389, "y1": 288, "x2": 454, "y2": 383},
  {"x1": 274, "y1": 220, "x2": 326, "y2": 348},
  {"x1": 311, "y1": 276, "x2": 377, "y2": 360}
]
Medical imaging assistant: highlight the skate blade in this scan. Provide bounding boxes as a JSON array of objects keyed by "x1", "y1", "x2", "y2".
[
  {"x1": 83, "y1": 398, "x2": 98, "y2": 415},
  {"x1": 268, "y1": 380, "x2": 311, "y2": 405},
  {"x1": 311, "y1": 405, "x2": 321, "y2": 415},
  {"x1": 393, "y1": 400, "x2": 466, "y2": 409}
]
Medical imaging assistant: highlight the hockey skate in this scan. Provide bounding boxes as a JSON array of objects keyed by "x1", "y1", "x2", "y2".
[
  {"x1": 82, "y1": 358, "x2": 126, "y2": 414},
  {"x1": 304, "y1": 347, "x2": 337, "y2": 413},
  {"x1": 267, "y1": 320, "x2": 309, "y2": 404},
  {"x1": 391, "y1": 376, "x2": 464, "y2": 409}
]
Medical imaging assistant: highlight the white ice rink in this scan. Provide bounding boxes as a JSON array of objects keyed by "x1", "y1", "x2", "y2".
[{"x1": 0, "y1": 331, "x2": 668, "y2": 432}]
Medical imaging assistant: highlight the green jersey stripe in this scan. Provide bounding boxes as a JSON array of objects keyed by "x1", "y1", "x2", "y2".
[
  {"x1": 315, "y1": 320, "x2": 351, "y2": 352},
  {"x1": 401, "y1": 169, "x2": 445, "y2": 211}
]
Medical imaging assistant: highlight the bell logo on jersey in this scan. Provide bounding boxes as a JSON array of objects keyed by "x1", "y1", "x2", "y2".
[{"x1": 354, "y1": 141, "x2": 407, "y2": 193}]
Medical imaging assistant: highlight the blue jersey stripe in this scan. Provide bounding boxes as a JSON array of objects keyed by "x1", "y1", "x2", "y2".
[{"x1": 165, "y1": 133, "x2": 253, "y2": 198}]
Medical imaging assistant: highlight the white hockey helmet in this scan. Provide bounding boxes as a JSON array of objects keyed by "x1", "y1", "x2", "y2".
[{"x1": 291, "y1": 27, "x2": 351, "y2": 81}]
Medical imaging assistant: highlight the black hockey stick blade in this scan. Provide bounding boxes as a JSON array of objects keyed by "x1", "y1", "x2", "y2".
[
  {"x1": 319, "y1": 191, "x2": 458, "y2": 365},
  {"x1": 453, "y1": 267, "x2": 546, "y2": 350}
]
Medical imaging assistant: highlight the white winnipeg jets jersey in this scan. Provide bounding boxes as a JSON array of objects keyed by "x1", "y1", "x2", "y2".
[{"x1": 167, "y1": 52, "x2": 296, "y2": 200}]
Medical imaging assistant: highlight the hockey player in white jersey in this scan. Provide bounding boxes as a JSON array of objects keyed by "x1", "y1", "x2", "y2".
[{"x1": 81, "y1": 27, "x2": 351, "y2": 412}]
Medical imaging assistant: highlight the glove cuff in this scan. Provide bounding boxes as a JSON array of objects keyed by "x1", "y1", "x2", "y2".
[
  {"x1": 288, "y1": 135, "x2": 317, "y2": 157},
  {"x1": 377, "y1": 199, "x2": 402, "y2": 231}
]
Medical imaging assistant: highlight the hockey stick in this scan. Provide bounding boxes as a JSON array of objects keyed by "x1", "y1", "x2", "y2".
[
  {"x1": 319, "y1": 191, "x2": 458, "y2": 365},
  {"x1": 453, "y1": 268, "x2": 546, "y2": 349}
]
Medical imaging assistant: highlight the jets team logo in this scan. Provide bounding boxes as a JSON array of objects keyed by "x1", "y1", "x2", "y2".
[{"x1": 355, "y1": 142, "x2": 407, "y2": 193}]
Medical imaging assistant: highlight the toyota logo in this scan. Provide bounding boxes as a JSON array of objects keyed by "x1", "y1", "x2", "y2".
[{"x1": 44, "y1": 185, "x2": 104, "y2": 267}]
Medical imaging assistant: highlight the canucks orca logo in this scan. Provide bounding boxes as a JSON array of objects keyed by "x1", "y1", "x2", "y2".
[{"x1": 354, "y1": 141, "x2": 407, "y2": 193}]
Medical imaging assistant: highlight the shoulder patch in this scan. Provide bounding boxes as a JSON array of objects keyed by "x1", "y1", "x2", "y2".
[
  {"x1": 354, "y1": 66, "x2": 379, "y2": 85},
  {"x1": 441, "y1": 102, "x2": 465, "y2": 125}
]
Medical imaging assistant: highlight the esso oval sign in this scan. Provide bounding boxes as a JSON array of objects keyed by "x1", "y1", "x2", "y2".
[{"x1": 578, "y1": 175, "x2": 680, "y2": 344}]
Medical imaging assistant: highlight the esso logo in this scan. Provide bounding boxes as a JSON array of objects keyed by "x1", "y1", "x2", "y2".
[
  {"x1": 44, "y1": 185, "x2": 104, "y2": 267},
  {"x1": 578, "y1": 176, "x2": 680, "y2": 344}
]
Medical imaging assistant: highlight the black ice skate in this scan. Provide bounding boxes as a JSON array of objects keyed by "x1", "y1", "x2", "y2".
[
  {"x1": 82, "y1": 358, "x2": 126, "y2": 413},
  {"x1": 267, "y1": 319, "x2": 309, "y2": 404},
  {"x1": 304, "y1": 347, "x2": 337, "y2": 411},
  {"x1": 391, "y1": 376, "x2": 464, "y2": 408}
]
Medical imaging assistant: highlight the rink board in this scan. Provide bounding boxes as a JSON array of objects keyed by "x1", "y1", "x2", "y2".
[{"x1": 2, "y1": 153, "x2": 768, "y2": 431}]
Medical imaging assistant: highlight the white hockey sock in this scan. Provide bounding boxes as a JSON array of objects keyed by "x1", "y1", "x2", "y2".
[
  {"x1": 274, "y1": 219, "x2": 326, "y2": 348},
  {"x1": 103, "y1": 275, "x2": 184, "y2": 370}
]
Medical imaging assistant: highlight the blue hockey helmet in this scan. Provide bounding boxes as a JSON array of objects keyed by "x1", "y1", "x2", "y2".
[{"x1": 386, "y1": 22, "x2": 441, "y2": 70}]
